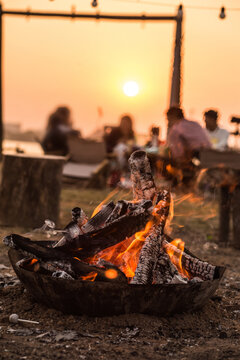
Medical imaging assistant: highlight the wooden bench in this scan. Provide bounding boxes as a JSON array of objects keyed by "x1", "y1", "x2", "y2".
[{"x1": 200, "y1": 149, "x2": 240, "y2": 249}]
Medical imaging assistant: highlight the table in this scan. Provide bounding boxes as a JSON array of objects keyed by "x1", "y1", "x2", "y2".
[{"x1": 200, "y1": 149, "x2": 240, "y2": 249}]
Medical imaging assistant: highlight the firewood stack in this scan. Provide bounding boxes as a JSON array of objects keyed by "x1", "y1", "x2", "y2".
[{"x1": 3, "y1": 150, "x2": 217, "y2": 285}]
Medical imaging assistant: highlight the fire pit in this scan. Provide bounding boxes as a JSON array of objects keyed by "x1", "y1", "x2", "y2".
[{"x1": 4, "y1": 150, "x2": 225, "y2": 316}]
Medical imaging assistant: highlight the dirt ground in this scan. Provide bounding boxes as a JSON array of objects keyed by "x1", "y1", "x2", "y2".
[{"x1": 0, "y1": 186, "x2": 240, "y2": 360}]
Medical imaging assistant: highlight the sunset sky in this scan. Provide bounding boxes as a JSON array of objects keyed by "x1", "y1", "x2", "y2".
[{"x1": 3, "y1": 0, "x2": 240, "y2": 138}]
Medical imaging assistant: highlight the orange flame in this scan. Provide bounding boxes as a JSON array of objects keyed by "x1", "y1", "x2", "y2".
[
  {"x1": 24, "y1": 258, "x2": 39, "y2": 272},
  {"x1": 164, "y1": 238, "x2": 190, "y2": 279},
  {"x1": 81, "y1": 271, "x2": 98, "y2": 281},
  {"x1": 81, "y1": 190, "x2": 198, "y2": 283},
  {"x1": 29, "y1": 258, "x2": 38, "y2": 265},
  {"x1": 166, "y1": 164, "x2": 183, "y2": 182},
  {"x1": 87, "y1": 208, "x2": 156, "y2": 279}
]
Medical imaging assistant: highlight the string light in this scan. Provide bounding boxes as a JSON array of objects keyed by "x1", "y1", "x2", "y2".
[
  {"x1": 110, "y1": 0, "x2": 240, "y2": 13},
  {"x1": 219, "y1": 6, "x2": 226, "y2": 19},
  {"x1": 91, "y1": 0, "x2": 98, "y2": 7}
]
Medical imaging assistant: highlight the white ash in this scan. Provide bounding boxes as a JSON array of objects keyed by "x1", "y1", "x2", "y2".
[{"x1": 52, "y1": 271, "x2": 74, "y2": 280}]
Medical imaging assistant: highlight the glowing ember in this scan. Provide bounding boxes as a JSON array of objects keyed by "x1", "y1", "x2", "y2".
[
  {"x1": 104, "y1": 269, "x2": 118, "y2": 279},
  {"x1": 29, "y1": 258, "x2": 38, "y2": 265}
]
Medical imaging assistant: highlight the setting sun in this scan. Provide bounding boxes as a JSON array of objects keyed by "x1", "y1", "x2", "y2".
[{"x1": 123, "y1": 81, "x2": 139, "y2": 97}]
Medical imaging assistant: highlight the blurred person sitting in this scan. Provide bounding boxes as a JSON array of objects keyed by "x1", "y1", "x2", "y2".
[
  {"x1": 166, "y1": 107, "x2": 211, "y2": 187},
  {"x1": 42, "y1": 106, "x2": 80, "y2": 156},
  {"x1": 204, "y1": 109, "x2": 229, "y2": 150},
  {"x1": 167, "y1": 106, "x2": 211, "y2": 165},
  {"x1": 103, "y1": 115, "x2": 137, "y2": 187},
  {"x1": 104, "y1": 114, "x2": 136, "y2": 154},
  {"x1": 145, "y1": 127, "x2": 163, "y2": 154}
]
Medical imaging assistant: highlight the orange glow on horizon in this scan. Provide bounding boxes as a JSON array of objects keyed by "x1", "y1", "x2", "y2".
[{"x1": 4, "y1": 0, "x2": 240, "y2": 139}]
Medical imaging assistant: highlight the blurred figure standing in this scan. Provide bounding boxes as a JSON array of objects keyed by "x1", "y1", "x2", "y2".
[
  {"x1": 42, "y1": 106, "x2": 80, "y2": 156},
  {"x1": 204, "y1": 109, "x2": 229, "y2": 150}
]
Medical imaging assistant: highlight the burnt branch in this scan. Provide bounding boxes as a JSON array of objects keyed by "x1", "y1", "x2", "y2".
[
  {"x1": 4, "y1": 234, "x2": 127, "y2": 283},
  {"x1": 131, "y1": 188, "x2": 172, "y2": 284},
  {"x1": 162, "y1": 236, "x2": 216, "y2": 281},
  {"x1": 129, "y1": 150, "x2": 156, "y2": 201},
  {"x1": 57, "y1": 206, "x2": 152, "y2": 259},
  {"x1": 81, "y1": 201, "x2": 115, "y2": 233},
  {"x1": 152, "y1": 249, "x2": 181, "y2": 284},
  {"x1": 54, "y1": 207, "x2": 88, "y2": 248},
  {"x1": 131, "y1": 226, "x2": 161, "y2": 284}
]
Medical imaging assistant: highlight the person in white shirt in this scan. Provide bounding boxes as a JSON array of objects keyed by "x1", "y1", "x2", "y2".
[{"x1": 204, "y1": 109, "x2": 229, "y2": 150}]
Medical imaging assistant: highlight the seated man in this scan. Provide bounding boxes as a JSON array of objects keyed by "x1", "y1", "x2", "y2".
[
  {"x1": 204, "y1": 109, "x2": 229, "y2": 150},
  {"x1": 167, "y1": 107, "x2": 211, "y2": 165}
]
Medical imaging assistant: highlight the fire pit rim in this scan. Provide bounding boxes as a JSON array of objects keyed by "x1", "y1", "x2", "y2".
[{"x1": 8, "y1": 249, "x2": 226, "y2": 317}]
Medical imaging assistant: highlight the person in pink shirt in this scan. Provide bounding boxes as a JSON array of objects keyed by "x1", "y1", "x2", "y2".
[{"x1": 167, "y1": 107, "x2": 211, "y2": 165}]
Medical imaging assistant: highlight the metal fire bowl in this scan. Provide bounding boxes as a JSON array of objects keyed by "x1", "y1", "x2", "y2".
[{"x1": 8, "y1": 248, "x2": 226, "y2": 317}]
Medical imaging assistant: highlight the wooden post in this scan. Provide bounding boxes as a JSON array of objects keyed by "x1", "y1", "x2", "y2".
[
  {"x1": 169, "y1": 5, "x2": 183, "y2": 107},
  {"x1": 0, "y1": 154, "x2": 65, "y2": 228},
  {"x1": 219, "y1": 186, "x2": 231, "y2": 246},
  {"x1": 0, "y1": 4, "x2": 3, "y2": 160},
  {"x1": 232, "y1": 184, "x2": 240, "y2": 249}
]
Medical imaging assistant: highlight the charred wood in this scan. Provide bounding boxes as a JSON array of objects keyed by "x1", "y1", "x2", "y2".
[
  {"x1": 152, "y1": 249, "x2": 182, "y2": 284},
  {"x1": 154, "y1": 189, "x2": 171, "y2": 231},
  {"x1": 131, "y1": 188, "x2": 171, "y2": 284},
  {"x1": 131, "y1": 226, "x2": 161, "y2": 284},
  {"x1": 162, "y1": 236, "x2": 216, "y2": 281},
  {"x1": 57, "y1": 208, "x2": 152, "y2": 259},
  {"x1": 81, "y1": 201, "x2": 115, "y2": 233},
  {"x1": 105, "y1": 200, "x2": 130, "y2": 223},
  {"x1": 54, "y1": 207, "x2": 88, "y2": 248},
  {"x1": 3, "y1": 234, "x2": 127, "y2": 283},
  {"x1": 129, "y1": 150, "x2": 156, "y2": 201}
]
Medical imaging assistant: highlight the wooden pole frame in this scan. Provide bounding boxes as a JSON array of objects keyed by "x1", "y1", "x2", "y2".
[{"x1": 0, "y1": 5, "x2": 183, "y2": 157}]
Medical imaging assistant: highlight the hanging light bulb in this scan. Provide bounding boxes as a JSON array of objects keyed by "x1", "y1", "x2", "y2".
[
  {"x1": 177, "y1": 4, "x2": 183, "y2": 18},
  {"x1": 91, "y1": 0, "x2": 98, "y2": 7},
  {"x1": 219, "y1": 7, "x2": 226, "y2": 19}
]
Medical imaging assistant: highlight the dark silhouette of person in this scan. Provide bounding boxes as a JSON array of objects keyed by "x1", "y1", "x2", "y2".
[
  {"x1": 42, "y1": 106, "x2": 80, "y2": 156},
  {"x1": 104, "y1": 115, "x2": 135, "y2": 154},
  {"x1": 167, "y1": 106, "x2": 211, "y2": 164}
]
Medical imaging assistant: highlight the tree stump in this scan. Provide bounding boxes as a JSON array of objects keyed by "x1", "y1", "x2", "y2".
[
  {"x1": 219, "y1": 186, "x2": 231, "y2": 246},
  {"x1": 232, "y1": 185, "x2": 240, "y2": 249},
  {"x1": 0, "y1": 154, "x2": 65, "y2": 228}
]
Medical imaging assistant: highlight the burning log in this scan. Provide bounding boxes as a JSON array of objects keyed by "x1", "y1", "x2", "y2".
[
  {"x1": 4, "y1": 234, "x2": 127, "y2": 283},
  {"x1": 105, "y1": 200, "x2": 130, "y2": 223},
  {"x1": 129, "y1": 150, "x2": 156, "y2": 201},
  {"x1": 131, "y1": 226, "x2": 161, "y2": 284},
  {"x1": 131, "y1": 188, "x2": 172, "y2": 284},
  {"x1": 152, "y1": 249, "x2": 184, "y2": 284},
  {"x1": 162, "y1": 236, "x2": 216, "y2": 281},
  {"x1": 81, "y1": 201, "x2": 115, "y2": 233},
  {"x1": 57, "y1": 203, "x2": 153, "y2": 258}
]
